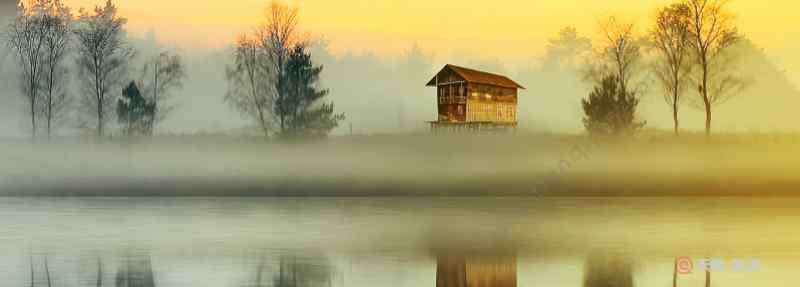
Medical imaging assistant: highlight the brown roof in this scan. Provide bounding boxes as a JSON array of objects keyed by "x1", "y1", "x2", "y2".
[{"x1": 426, "y1": 64, "x2": 525, "y2": 89}]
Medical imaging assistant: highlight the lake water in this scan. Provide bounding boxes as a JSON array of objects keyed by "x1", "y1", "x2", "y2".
[{"x1": 1, "y1": 197, "x2": 798, "y2": 287}]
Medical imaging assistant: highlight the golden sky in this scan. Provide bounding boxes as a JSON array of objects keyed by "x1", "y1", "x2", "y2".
[{"x1": 61, "y1": 0, "x2": 799, "y2": 69}]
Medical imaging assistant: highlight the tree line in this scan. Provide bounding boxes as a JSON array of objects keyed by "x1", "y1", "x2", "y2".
[
  {"x1": 4, "y1": 0, "x2": 343, "y2": 140},
  {"x1": 3, "y1": 0, "x2": 186, "y2": 139},
  {"x1": 581, "y1": 0, "x2": 744, "y2": 137},
  {"x1": 5, "y1": 0, "x2": 745, "y2": 139}
]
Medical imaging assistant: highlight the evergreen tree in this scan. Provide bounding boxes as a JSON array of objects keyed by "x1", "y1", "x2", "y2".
[
  {"x1": 582, "y1": 75, "x2": 644, "y2": 136},
  {"x1": 278, "y1": 44, "x2": 344, "y2": 139},
  {"x1": 116, "y1": 81, "x2": 155, "y2": 136}
]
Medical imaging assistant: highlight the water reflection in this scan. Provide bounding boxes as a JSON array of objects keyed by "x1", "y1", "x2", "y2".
[
  {"x1": 436, "y1": 253, "x2": 516, "y2": 287},
  {"x1": 246, "y1": 255, "x2": 333, "y2": 287},
  {"x1": 116, "y1": 254, "x2": 156, "y2": 287},
  {"x1": 3, "y1": 197, "x2": 798, "y2": 287},
  {"x1": 27, "y1": 253, "x2": 55, "y2": 287},
  {"x1": 583, "y1": 253, "x2": 634, "y2": 287}
]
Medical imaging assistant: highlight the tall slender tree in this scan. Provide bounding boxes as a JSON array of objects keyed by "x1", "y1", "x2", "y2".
[
  {"x1": 683, "y1": 0, "x2": 741, "y2": 136},
  {"x1": 6, "y1": 0, "x2": 49, "y2": 138},
  {"x1": 73, "y1": 0, "x2": 133, "y2": 137},
  {"x1": 40, "y1": 0, "x2": 72, "y2": 138},
  {"x1": 651, "y1": 3, "x2": 692, "y2": 135},
  {"x1": 138, "y1": 51, "x2": 185, "y2": 135},
  {"x1": 587, "y1": 17, "x2": 644, "y2": 94},
  {"x1": 260, "y1": 1, "x2": 300, "y2": 133},
  {"x1": 225, "y1": 34, "x2": 273, "y2": 136}
]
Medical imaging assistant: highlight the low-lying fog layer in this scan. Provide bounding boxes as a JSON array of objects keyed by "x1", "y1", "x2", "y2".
[{"x1": 1, "y1": 134, "x2": 799, "y2": 196}]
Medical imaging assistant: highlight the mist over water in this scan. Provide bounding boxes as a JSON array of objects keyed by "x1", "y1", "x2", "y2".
[{"x1": 3, "y1": 197, "x2": 800, "y2": 287}]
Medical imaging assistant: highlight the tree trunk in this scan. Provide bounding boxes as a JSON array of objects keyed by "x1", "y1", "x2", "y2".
[
  {"x1": 701, "y1": 61, "x2": 712, "y2": 137},
  {"x1": 47, "y1": 65, "x2": 55, "y2": 139},
  {"x1": 97, "y1": 101, "x2": 104, "y2": 137},
  {"x1": 47, "y1": 90, "x2": 52, "y2": 139},
  {"x1": 30, "y1": 96, "x2": 37, "y2": 138},
  {"x1": 672, "y1": 257, "x2": 678, "y2": 287},
  {"x1": 47, "y1": 102, "x2": 52, "y2": 139},
  {"x1": 672, "y1": 93, "x2": 680, "y2": 136},
  {"x1": 704, "y1": 99, "x2": 712, "y2": 137}
]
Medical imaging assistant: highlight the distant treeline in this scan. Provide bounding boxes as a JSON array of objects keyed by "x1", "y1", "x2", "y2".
[{"x1": 3, "y1": 0, "x2": 344, "y2": 141}]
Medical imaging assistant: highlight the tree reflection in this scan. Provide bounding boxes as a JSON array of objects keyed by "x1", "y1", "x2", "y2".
[
  {"x1": 246, "y1": 254, "x2": 333, "y2": 287},
  {"x1": 583, "y1": 253, "x2": 635, "y2": 287}
]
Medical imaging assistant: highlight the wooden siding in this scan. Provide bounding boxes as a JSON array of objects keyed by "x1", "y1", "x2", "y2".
[
  {"x1": 466, "y1": 101, "x2": 516, "y2": 123},
  {"x1": 465, "y1": 83, "x2": 518, "y2": 123},
  {"x1": 436, "y1": 255, "x2": 517, "y2": 287},
  {"x1": 437, "y1": 82, "x2": 467, "y2": 122}
]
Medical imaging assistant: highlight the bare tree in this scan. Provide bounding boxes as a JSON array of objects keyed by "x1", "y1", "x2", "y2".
[
  {"x1": 684, "y1": 0, "x2": 740, "y2": 136},
  {"x1": 225, "y1": 1, "x2": 303, "y2": 136},
  {"x1": 587, "y1": 17, "x2": 644, "y2": 94},
  {"x1": 226, "y1": 34, "x2": 273, "y2": 136},
  {"x1": 73, "y1": 0, "x2": 133, "y2": 137},
  {"x1": 40, "y1": 0, "x2": 72, "y2": 138},
  {"x1": 651, "y1": 3, "x2": 692, "y2": 135},
  {"x1": 5, "y1": 0, "x2": 49, "y2": 138},
  {"x1": 260, "y1": 1, "x2": 301, "y2": 134},
  {"x1": 139, "y1": 51, "x2": 185, "y2": 135}
]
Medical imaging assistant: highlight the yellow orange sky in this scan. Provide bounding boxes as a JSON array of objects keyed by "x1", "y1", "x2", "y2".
[{"x1": 60, "y1": 0, "x2": 800, "y2": 69}]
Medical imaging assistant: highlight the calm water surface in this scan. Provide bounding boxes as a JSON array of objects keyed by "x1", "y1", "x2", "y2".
[{"x1": 1, "y1": 197, "x2": 798, "y2": 286}]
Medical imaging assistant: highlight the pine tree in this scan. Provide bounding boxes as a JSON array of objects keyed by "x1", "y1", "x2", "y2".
[
  {"x1": 116, "y1": 81, "x2": 155, "y2": 136},
  {"x1": 278, "y1": 44, "x2": 344, "y2": 139},
  {"x1": 582, "y1": 75, "x2": 644, "y2": 136}
]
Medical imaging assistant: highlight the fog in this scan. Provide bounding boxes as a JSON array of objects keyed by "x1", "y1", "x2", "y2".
[{"x1": 1, "y1": 134, "x2": 799, "y2": 196}]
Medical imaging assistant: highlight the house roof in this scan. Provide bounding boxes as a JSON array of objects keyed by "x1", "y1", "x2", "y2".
[{"x1": 426, "y1": 64, "x2": 525, "y2": 89}]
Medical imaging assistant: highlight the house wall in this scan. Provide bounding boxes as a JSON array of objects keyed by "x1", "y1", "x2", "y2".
[
  {"x1": 465, "y1": 84, "x2": 517, "y2": 123},
  {"x1": 435, "y1": 69, "x2": 467, "y2": 122}
]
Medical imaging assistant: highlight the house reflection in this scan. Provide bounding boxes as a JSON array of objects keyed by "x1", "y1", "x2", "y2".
[{"x1": 436, "y1": 254, "x2": 516, "y2": 287}]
